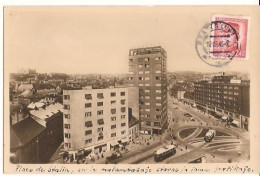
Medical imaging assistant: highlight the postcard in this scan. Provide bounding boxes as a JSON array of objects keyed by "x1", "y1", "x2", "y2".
[{"x1": 3, "y1": 6, "x2": 260, "y2": 174}]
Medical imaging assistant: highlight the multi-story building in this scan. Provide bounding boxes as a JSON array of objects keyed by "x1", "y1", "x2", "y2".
[
  {"x1": 63, "y1": 86, "x2": 138, "y2": 157},
  {"x1": 127, "y1": 46, "x2": 168, "y2": 135},
  {"x1": 194, "y1": 73, "x2": 250, "y2": 131}
]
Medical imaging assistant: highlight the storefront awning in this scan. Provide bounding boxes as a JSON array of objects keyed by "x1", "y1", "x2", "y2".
[
  {"x1": 97, "y1": 119, "x2": 104, "y2": 125},
  {"x1": 110, "y1": 141, "x2": 119, "y2": 146},
  {"x1": 222, "y1": 116, "x2": 228, "y2": 120},
  {"x1": 231, "y1": 120, "x2": 240, "y2": 126}
]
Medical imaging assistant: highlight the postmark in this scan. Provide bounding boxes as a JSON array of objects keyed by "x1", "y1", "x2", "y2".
[{"x1": 196, "y1": 15, "x2": 249, "y2": 67}]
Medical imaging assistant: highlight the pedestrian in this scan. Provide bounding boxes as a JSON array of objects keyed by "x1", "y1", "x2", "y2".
[{"x1": 185, "y1": 146, "x2": 188, "y2": 150}]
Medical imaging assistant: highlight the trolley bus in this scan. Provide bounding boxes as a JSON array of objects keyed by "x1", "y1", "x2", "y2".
[
  {"x1": 204, "y1": 129, "x2": 216, "y2": 142},
  {"x1": 154, "y1": 145, "x2": 177, "y2": 162}
]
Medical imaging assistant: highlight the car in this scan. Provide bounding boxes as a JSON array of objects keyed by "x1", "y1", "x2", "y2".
[
  {"x1": 105, "y1": 152, "x2": 122, "y2": 164},
  {"x1": 189, "y1": 118, "x2": 195, "y2": 121},
  {"x1": 184, "y1": 113, "x2": 192, "y2": 117},
  {"x1": 170, "y1": 134, "x2": 177, "y2": 140}
]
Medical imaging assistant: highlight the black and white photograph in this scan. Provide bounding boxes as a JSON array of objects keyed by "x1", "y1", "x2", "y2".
[{"x1": 3, "y1": 6, "x2": 260, "y2": 174}]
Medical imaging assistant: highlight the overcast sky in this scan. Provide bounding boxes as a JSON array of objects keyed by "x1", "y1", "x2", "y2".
[{"x1": 4, "y1": 6, "x2": 252, "y2": 74}]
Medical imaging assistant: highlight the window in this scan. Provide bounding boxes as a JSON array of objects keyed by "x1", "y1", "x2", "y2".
[
  {"x1": 85, "y1": 103, "x2": 91, "y2": 108},
  {"x1": 64, "y1": 104, "x2": 70, "y2": 110},
  {"x1": 155, "y1": 76, "x2": 161, "y2": 80},
  {"x1": 111, "y1": 133, "x2": 116, "y2": 137},
  {"x1": 121, "y1": 115, "x2": 126, "y2": 119},
  {"x1": 111, "y1": 108, "x2": 116, "y2": 114},
  {"x1": 145, "y1": 77, "x2": 150, "y2": 80},
  {"x1": 97, "y1": 127, "x2": 104, "y2": 132},
  {"x1": 121, "y1": 107, "x2": 126, "y2": 113},
  {"x1": 234, "y1": 86, "x2": 239, "y2": 90},
  {"x1": 64, "y1": 95, "x2": 70, "y2": 100},
  {"x1": 129, "y1": 58, "x2": 133, "y2": 62},
  {"x1": 111, "y1": 125, "x2": 116, "y2": 129},
  {"x1": 155, "y1": 70, "x2": 161, "y2": 73},
  {"x1": 85, "y1": 130, "x2": 92, "y2": 135},
  {"x1": 145, "y1": 102, "x2": 150, "y2": 105},
  {"x1": 156, "y1": 84, "x2": 161, "y2": 86},
  {"x1": 139, "y1": 77, "x2": 143, "y2": 80},
  {"x1": 65, "y1": 143, "x2": 71, "y2": 148},
  {"x1": 111, "y1": 92, "x2": 116, "y2": 97},
  {"x1": 97, "y1": 110, "x2": 103, "y2": 115},
  {"x1": 64, "y1": 124, "x2": 70, "y2": 129},
  {"x1": 156, "y1": 90, "x2": 161, "y2": 93},
  {"x1": 111, "y1": 116, "x2": 116, "y2": 121},
  {"x1": 64, "y1": 114, "x2": 70, "y2": 119},
  {"x1": 144, "y1": 57, "x2": 150, "y2": 61},
  {"x1": 154, "y1": 122, "x2": 160, "y2": 126},
  {"x1": 145, "y1": 71, "x2": 150, "y2": 74},
  {"x1": 97, "y1": 93, "x2": 104, "y2": 99},
  {"x1": 121, "y1": 130, "x2": 126, "y2": 135},
  {"x1": 145, "y1": 96, "x2": 150, "y2": 99},
  {"x1": 97, "y1": 119, "x2": 104, "y2": 125},
  {"x1": 85, "y1": 139, "x2": 92, "y2": 144},
  {"x1": 145, "y1": 83, "x2": 150, "y2": 86},
  {"x1": 85, "y1": 121, "x2": 93, "y2": 127},
  {"x1": 144, "y1": 89, "x2": 150, "y2": 93},
  {"x1": 145, "y1": 109, "x2": 150, "y2": 112},
  {"x1": 85, "y1": 112, "x2": 92, "y2": 117},
  {"x1": 121, "y1": 99, "x2": 125, "y2": 105},
  {"x1": 139, "y1": 84, "x2": 144, "y2": 86},
  {"x1": 138, "y1": 58, "x2": 143, "y2": 62},
  {"x1": 155, "y1": 57, "x2": 161, "y2": 61},
  {"x1": 97, "y1": 102, "x2": 103, "y2": 106},
  {"x1": 121, "y1": 123, "x2": 126, "y2": 127},
  {"x1": 85, "y1": 94, "x2": 92, "y2": 100},
  {"x1": 111, "y1": 100, "x2": 116, "y2": 105},
  {"x1": 64, "y1": 133, "x2": 70, "y2": 138},
  {"x1": 156, "y1": 115, "x2": 161, "y2": 119},
  {"x1": 120, "y1": 92, "x2": 125, "y2": 96},
  {"x1": 145, "y1": 64, "x2": 150, "y2": 68},
  {"x1": 146, "y1": 121, "x2": 151, "y2": 126},
  {"x1": 98, "y1": 136, "x2": 104, "y2": 141},
  {"x1": 234, "y1": 92, "x2": 239, "y2": 95},
  {"x1": 144, "y1": 114, "x2": 150, "y2": 118},
  {"x1": 156, "y1": 97, "x2": 162, "y2": 100},
  {"x1": 139, "y1": 71, "x2": 143, "y2": 74}
]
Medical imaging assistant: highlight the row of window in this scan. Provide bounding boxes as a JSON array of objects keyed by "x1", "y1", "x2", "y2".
[
  {"x1": 64, "y1": 92, "x2": 126, "y2": 101},
  {"x1": 129, "y1": 57, "x2": 161, "y2": 62},
  {"x1": 84, "y1": 130, "x2": 127, "y2": 144},
  {"x1": 64, "y1": 121, "x2": 127, "y2": 129}
]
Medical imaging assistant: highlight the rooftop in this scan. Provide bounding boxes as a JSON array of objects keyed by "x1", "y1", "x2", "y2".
[
  {"x1": 30, "y1": 103, "x2": 63, "y2": 121},
  {"x1": 10, "y1": 117, "x2": 46, "y2": 149}
]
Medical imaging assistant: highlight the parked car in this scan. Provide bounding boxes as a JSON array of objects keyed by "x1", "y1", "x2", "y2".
[
  {"x1": 170, "y1": 134, "x2": 177, "y2": 140},
  {"x1": 105, "y1": 152, "x2": 122, "y2": 164},
  {"x1": 184, "y1": 113, "x2": 192, "y2": 117}
]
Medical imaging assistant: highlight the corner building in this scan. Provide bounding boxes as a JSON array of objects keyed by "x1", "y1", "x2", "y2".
[
  {"x1": 128, "y1": 46, "x2": 167, "y2": 135},
  {"x1": 63, "y1": 87, "x2": 132, "y2": 154}
]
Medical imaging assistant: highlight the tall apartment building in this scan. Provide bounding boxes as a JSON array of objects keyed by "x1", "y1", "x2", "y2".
[
  {"x1": 127, "y1": 46, "x2": 167, "y2": 135},
  {"x1": 194, "y1": 74, "x2": 250, "y2": 131},
  {"x1": 63, "y1": 86, "x2": 138, "y2": 155}
]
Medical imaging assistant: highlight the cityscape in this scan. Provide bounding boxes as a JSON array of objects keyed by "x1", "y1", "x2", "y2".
[{"x1": 9, "y1": 46, "x2": 250, "y2": 164}]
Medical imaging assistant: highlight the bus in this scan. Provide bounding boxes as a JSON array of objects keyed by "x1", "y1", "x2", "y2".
[
  {"x1": 154, "y1": 145, "x2": 177, "y2": 162},
  {"x1": 204, "y1": 129, "x2": 216, "y2": 142}
]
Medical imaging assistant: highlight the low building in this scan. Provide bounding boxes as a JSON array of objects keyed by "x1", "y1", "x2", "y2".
[{"x1": 10, "y1": 103, "x2": 64, "y2": 163}]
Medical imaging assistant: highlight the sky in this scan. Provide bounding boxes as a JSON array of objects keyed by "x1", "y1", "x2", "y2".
[{"x1": 4, "y1": 6, "x2": 253, "y2": 74}]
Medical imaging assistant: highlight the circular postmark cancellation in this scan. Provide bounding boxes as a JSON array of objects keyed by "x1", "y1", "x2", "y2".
[{"x1": 195, "y1": 21, "x2": 239, "y2": 67}]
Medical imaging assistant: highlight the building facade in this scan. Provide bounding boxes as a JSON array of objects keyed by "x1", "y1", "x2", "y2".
[
  {"x1": 127, "y1": 46, "x2": 168, "y2": 135},
  {"x1": 194, "y1": 74, "x2": 250, "y2": 131},
  {"x1": 63, "y1": 86, "x2": 136, "y2": 155}
]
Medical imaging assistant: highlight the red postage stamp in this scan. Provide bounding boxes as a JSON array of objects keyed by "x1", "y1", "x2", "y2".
[{"x1": 211, "y1": 15, "x2": 249, "y2": 60}]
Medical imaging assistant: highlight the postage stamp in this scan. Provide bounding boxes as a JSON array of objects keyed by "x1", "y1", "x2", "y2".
[
  {"x1": 212, "y1": 15, "x2": 249, "y2": 60},
  {"x1": 195, "y1": 15, "x2": 249, "y2": 67}
]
